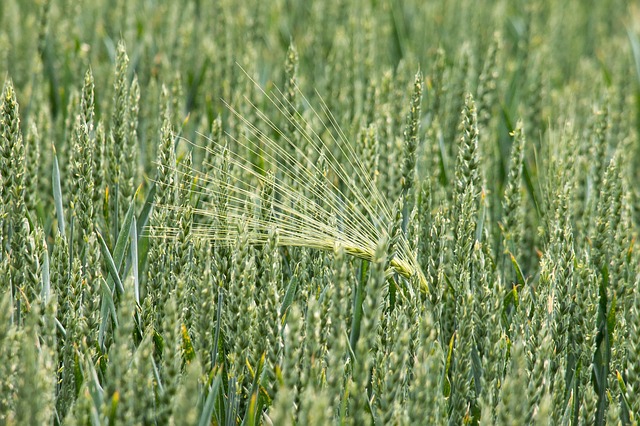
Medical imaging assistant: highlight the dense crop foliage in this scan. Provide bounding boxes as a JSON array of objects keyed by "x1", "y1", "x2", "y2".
[{"x1": 1, "y1": 0, "x2": 640, "y2": 424}]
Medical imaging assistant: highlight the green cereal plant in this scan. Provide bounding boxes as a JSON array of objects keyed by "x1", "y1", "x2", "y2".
[
  {"x1": 157, "y1": 286, "x2": 182, "y2": 425},
  {"x1": 401, "y1": 71, "x2": 423, "y2": 231},
  {"x1": 470, "y1": 242, "x2": 495, "y2": 399},
  {"x1": 226, "y1": 219, "x2": 258, "y2": 400},
  {"x1": 173, "y1": 151, "x2": 195, "y2": 286},
  {"x1": 69, "y1": 112, "x2": 94, "y2": 247},
  {"x1": 144, "y1": 104, "x2": 177, "y2": 331},
  {"x1": 376, "y1": 312, "x2": 410, "y2": 424},
  {"x1": 626, "y1": 287, "x2": 640, "y2": 419},
  {"x1": 108, "y1": 41, "x2": 140, "y2": 229},
  {"x1": 56, "y1": 257, "x2": 83, "y2": 420},
  {"x1": 407, "y1": 312, "x2": 444, "y2": 424},
  {"x1": 475, "y1": 33, "x2": 500, "y2": 134},
  {"x1": 171, "y1": 356, "x2": 201, "y2": 426},
  {"x1": 349, "y1": 236, "x2": 387, "y2": 426},
  {"x1": 526, "y1": 316, "x2": 554, "y2": 424},
  {"x1": 14, "y1": 308, "x2": 51, "y2": 425},
  {"x1": 24, "y1": 122, "x2": 41, "y2": 214},
  {"x1": 1, "y1": 79, "x2": 41, "y2": 323},
  {"x1": 270, "y1": 303, "x2": 304, "y2": 425},
  {"x1": 356, "y1": 124, "x2": 379, "y2": 194},
  {"x1": 303, "y1": 292, "x2": 325, "y2": 389},
  {"x1": 2, "y1": 1, "x2": 640, "y2": 425},
  {"x1": 257, "y1": 228, "x2": 283, "y2": 380},
  {"x1": 494, "y1": 340, "x2": 528, "y2": 425},
  {"x1": 324, "y1": 246, "x2": 351, "y2": 420},
  {"x1": 0, "y1": 291, "x2": 17, "y2": 421},
  {"x1": 284, "y1": 42, "x2": 299, "y2": 149},
  {"x1": 193, "y1": 240, "x2": 216, "y2": 374},
  {"x1": 129, "y1": 332, "x2": 157, "y2": 424},
  {"x1": 92, "y1": 120, "x2": 106, "y2": 209},
  {"x1": 546, "y1": 183, "x2": 574, "y2": 414},
  {"x1": 108, "y1": 41, "x2": 129, "y2": 197},
  {"x1": 501, "y1": 120, "x2": 526, "y2": 263},
  {"x1": 443, "y1": 46, "x2": 471, "y2": 157},
  {"x1": 448, "y1": 281, "x2": 475, "y2": 425},
  {"x1": 451, "y1": 93, "x2": 481, "y2": 280},
  {"x1": 440, "y1": 93, "x2": 481, "y2": 360}
]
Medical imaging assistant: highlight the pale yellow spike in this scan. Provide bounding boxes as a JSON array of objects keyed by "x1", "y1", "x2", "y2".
[{"x1": 150, "y1": 74, "x2": 429, "y2": 295}]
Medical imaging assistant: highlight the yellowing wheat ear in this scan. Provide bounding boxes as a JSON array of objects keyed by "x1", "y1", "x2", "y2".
[{"x1": 155, "y1": 71, "x2": 428, "y2": 295}]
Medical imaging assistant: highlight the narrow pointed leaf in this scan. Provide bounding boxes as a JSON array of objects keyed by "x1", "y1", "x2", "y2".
[
  {"x1": 52, "y1": 149, "x2": 66, "y2": 235},
  {"x1": 97, "y1": 231, "x2": 125, "y2": 295}
]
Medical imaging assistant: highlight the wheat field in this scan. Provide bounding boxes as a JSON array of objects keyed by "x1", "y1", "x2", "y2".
[{"x1": 1, "y1": 0, "x2": 640, "y2": 424}]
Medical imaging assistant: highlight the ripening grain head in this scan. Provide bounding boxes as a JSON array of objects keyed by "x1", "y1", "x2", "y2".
[{"x1": 152, "y1": 73, "x2": 428, "y2": 294}]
